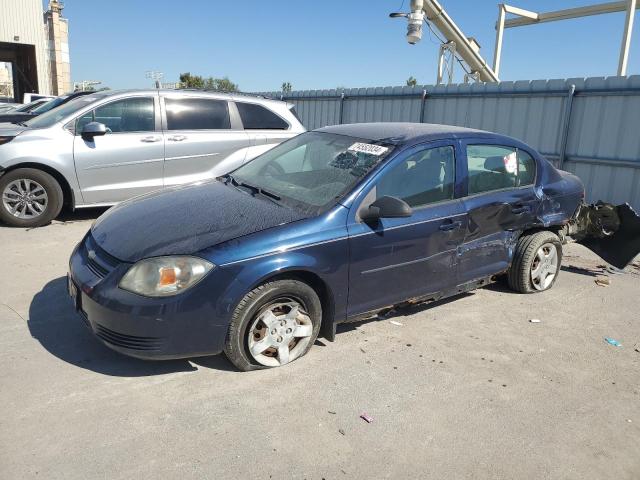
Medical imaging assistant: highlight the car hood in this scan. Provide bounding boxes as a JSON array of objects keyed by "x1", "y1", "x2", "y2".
[
  {"x1": 0, "y1": 122, "x2": 29, "y2": 136},
  {"x1": 91, "y1": 180, "x2": 309, "y2": 263}
]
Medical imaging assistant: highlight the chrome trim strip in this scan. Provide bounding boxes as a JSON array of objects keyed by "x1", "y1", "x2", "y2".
[
  {"x1": 83, "y1": 158, "x2": 164, "y2": 170},
  {"x1": 165, "y1": 153, "x2": 220, "y2": 161}
]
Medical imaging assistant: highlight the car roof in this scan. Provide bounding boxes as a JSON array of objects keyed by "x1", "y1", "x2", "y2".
[
  {"x1": 315, "y1": 122, "x2": 514, "y2": 147},
  {"x1": 96, "y1": 89, "x2": 288, "y2": 106}
]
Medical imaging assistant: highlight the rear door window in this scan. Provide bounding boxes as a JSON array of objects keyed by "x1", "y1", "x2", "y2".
[
  {"x1": 165, "y1": 98, "x2": 230, "y2": 130},
  {"x1": 466, "y1": 144, "x2": 536, "y2": 195},
  {"x1": 236, "y1": 102, "x2": 289, "y2": 130}
]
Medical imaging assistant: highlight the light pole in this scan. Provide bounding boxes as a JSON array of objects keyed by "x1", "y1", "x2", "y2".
[{"x1": 145, "y1": 70, "x2": 164, "y2": 88}]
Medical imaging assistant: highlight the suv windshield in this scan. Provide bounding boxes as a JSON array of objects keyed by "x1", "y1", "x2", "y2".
[
  {"x1": 230, "y1": 131, "x2": 394, "y2": 213},
  {"x1": 24, "y1": 93, "x2": 105, "y2": 129}
]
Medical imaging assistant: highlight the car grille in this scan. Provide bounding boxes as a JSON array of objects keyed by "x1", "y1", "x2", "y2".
[
  {"x1": 84, "y1": 234, "x2": 121, "y2": 278},
  {"x1": 94, "y1": 324, "x2": 164, "y2": 352}
]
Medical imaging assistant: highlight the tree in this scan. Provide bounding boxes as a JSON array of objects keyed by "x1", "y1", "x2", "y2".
[
  {"x1": 178, "y1": 73, "x2": 238, "y2": 92},
  {"x1": 406, "y1": 76, "x2": 417, "y2": 87},
  {"x1": 281, "y1": 82, "x2": 292, "y2": 93},
  {"x1": 179, "y1": 72, "x2": 205, "y2": 89}
]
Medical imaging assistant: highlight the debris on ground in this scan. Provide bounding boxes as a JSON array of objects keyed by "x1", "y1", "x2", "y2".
[
  {"x1": 389, "y1": 320, "x2": 403, "y2": 326},
  {"x1": 605, "y1": 337, "x2": 622, "y2": 347},
  {"x1": 595, "y1": 276, "x2": 611, "y2": 287},
  {"x1": 529, "y1": 318, "x2": 541, "y2": 323},
  {"x1": 360, "y1": 413, "x2": 373, "y2": 423},
  {"x1": 360, "y1": 347, "x2": 366, "y2": 353},
  {"x1": 338, "y1": 428, "x2": 345, "y2": 436},
  {"x1": 328, "y1": 411, "x2": 336, "y2": 415},
  {"x1": 634, "y1": 344, "x2": 640, "y2": 353}
]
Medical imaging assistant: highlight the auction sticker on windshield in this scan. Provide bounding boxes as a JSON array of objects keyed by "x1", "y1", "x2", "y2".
[{"x1": 348, "y1": 143, "x2": 389, "y2": 156}]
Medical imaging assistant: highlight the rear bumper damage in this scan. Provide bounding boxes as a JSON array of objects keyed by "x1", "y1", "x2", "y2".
[{"x1": 562, "y1": 202, "x2": 640, "y2": 269}]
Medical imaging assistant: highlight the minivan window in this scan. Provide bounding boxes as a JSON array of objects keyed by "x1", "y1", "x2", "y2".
[
  {"x1": 24, "y1": 94, "x2": 104, "y2": 129},
  {"x1": 165, "y1": 98, "x2": 230, "y2": 130},
  {"x1": 467, "y1": 144, "x2": 536, "y2": 195},
  {"x1": 236, "y1": 102, "x2": 288, "y2": 130},
  {"x1": 75, "y1": 97, "x2": 155, "y2": 133},
  {"x1": 377, "y1": 146, "x2": 455, "y2": 207}
]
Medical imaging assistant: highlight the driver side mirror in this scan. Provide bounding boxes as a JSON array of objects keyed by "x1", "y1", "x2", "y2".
[
  {"x1": 81, "y1": 121, "x2": 107, "y2": 141},
  {"x1": 360, "y1": 195, "x2": 412, "y2": 222}
]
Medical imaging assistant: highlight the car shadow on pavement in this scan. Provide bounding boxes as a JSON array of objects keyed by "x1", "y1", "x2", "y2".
[
  {"x1": 56, "y1": 207, "x2": 110, "y2": 223},
  {"x1": 27, "y1": 276, "x2": 227, "y2": 376}
]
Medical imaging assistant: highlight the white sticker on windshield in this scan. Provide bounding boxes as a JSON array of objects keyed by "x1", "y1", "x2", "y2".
[{"x1": 348, "y1": 142, "x2": 389, "y2": 156}]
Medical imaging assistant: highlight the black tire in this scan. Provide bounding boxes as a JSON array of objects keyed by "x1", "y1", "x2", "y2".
[
  {"x1": 224, "y1": 279, "x2": 322, "y2": 371},
  {"x1": 0, "y1": 168, "x2": 64, "y2": 228},
  {"x1": 508, "y1": 230, "x2": 563, "y2": 293}
]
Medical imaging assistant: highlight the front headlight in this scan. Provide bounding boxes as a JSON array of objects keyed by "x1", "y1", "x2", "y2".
[
  {"x1": 0, "y1": 136, "x2": 14, "y2": 146},
  {"x1": 119, "y1": 256, "x2": 214, "y2": 297}
]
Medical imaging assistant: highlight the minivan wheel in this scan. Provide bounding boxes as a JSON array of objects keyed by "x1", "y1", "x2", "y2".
[
  {"x1": 224, "y1": 279, "x2": 322, "y2": 371},
  {"x1": 0, "y1": 168, "x2": 63, "y2": 227},
  {"x1": 508, "y1": 231, "x2": 562, "y2": 293}
]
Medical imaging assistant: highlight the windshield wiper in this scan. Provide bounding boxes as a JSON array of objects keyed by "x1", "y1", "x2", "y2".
[
  {"x1": 222, "y1": 174, "x2": 281, "y2": 201},
  {"x1": 11, "y1": 121, "x2": 27, "y2": 126}
]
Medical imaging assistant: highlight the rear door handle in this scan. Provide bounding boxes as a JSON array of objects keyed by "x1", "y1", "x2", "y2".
[
  {"x1": 141, "y1": 136, "x2": 161, "y2": 143},
  {"x1": 168, "y1": 135, "x2": 187, "y2": 142},
  {"x1": 439, "y1": 220, "x2": 462, "y2": 231}
]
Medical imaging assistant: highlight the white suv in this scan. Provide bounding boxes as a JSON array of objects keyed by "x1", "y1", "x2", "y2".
[{"x1": 0, "y1": 89, "x2": 305, "y2": 227}]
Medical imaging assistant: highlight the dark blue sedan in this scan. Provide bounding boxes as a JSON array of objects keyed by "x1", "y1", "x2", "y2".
[{"x1": 68, "y1": 123, "x2": 640, "y2": 370}]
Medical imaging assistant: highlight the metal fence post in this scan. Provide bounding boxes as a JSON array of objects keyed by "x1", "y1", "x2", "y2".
[
  {"x1": 558, "y1": 84, "x2": 576, "y2": 169},
  {"x1": 338, "y1": 92, "x2": 345, "y2": 124},
  {"x1": 419, "y1": 89, "x2": 428, "y2": 123}
]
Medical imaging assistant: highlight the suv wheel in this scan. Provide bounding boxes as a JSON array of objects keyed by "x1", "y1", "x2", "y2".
[
  {"x1": 0, "y1": 168, "x2": 64, "y2": 227},
  {"x1": 508, "y1": 231, "x2": 563, "y2": 293},
  {"x1": 224, "y1": 279, "x2": 322, "y2": 371}
]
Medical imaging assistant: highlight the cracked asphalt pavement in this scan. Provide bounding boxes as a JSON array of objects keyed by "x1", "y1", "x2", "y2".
[{"x1": 1, "y1": 210, "x2": 639, "y2": 479}]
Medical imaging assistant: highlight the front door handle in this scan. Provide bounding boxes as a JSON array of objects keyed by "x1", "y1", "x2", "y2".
[
  {"x1": 439, "y1": 220, "x2": 462, "y2": 231},
  {"x1": 168, "y1": 135, "x2": 187, "y2": 142},
  {"x1": 141, "y1": 136, "x2": 161, "y2": 143}
]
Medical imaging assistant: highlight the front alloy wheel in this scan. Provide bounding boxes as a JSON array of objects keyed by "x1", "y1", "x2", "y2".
[
  {"x1": 0, "y1": 168, "x2": 64, "y2": 227},
  {"x1": 224, "y1": 279, "x2": 322, "y2": 371},
  {"x1": 508, "y1": 230, "x2": 563, "y2": 293},
  {"x1": 248, "y1": 298, "x2": 314, "y2": 367}
]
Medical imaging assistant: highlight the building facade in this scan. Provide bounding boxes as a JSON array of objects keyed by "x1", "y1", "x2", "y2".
[{"x1": 0, "y1": 0, "x2": 71, "y2": 101}]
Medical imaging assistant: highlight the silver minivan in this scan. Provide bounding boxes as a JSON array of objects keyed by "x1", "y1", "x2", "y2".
[{"x1": 0, "y1": 89, "x2": 305, "y2": 227}]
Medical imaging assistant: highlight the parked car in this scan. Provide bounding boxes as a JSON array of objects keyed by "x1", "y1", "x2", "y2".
[
  {"x1": 0, "y1": 102, "x2": 21, "y2": 113},
  {"x1": 0, "y1": 89, "x2": 304, "y2": 227},
  {"x1": 22, "y1": 93, "x2": 55, "y2": 104},
  {"x1": 2, "y1": 98, "x2": 53, "y2": 116},
  {"x1": 67, "y1": 123, "x2": 640, "y2": 370},
  {"x1": 0, "y1": 91, "x2": 93, "y2": 125}
]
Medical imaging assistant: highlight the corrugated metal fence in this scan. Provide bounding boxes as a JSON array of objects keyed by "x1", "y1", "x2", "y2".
[{"x1": 262, "y1": 76, "x2": 640, "y2": 210}]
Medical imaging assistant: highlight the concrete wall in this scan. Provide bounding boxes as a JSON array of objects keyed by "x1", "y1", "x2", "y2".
[
  {"x1": 263, "y1": 76, "x2": 640, "y2": 210},
  {"x1": 0, "y1": 0, "x2": 51, "y2": 95}
]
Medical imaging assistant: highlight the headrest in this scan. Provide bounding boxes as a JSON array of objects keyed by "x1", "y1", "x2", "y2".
[{"x1": 484, "y1": 155, "x2": 507, "y2": 173}]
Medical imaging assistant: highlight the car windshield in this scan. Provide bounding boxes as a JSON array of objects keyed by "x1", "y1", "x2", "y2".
[
  {"x1": 30, "y1": 95, "x2": 71, "y2": 114},
  {"x1": 24, "y1": 93, "x2": 105, "y2": 129},
  {"x1": 230, "y1": 131, "x2": 394, "y2": 213},
  {"x1": 14, "y1": 99, "x2": 48, "y2": 113}
]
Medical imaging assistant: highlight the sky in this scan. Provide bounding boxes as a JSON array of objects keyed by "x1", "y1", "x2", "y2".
[{"x1": 58, "y1": 0, "x2": 639, "y2": 92}]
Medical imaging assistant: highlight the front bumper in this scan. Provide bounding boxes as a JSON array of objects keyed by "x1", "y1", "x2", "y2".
[{"x1": 68, "y1": 234, "x2": 229, "y2": 360}]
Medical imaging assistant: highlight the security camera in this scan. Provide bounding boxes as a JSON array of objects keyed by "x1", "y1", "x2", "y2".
[{"x1": 406, "y1": 11, "x2": 425, "y2": 44}]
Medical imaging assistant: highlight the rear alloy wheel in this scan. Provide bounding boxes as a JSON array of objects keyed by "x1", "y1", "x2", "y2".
[
  {"x1": 508, "y1": 231, "x2": 563, "y2": 293},
  {"x1": 0, "y1": 168, "x2": 63, "y2": 227},
  {"x1": 224, "y1": 279, "x2": 322, "y2": 371}
]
